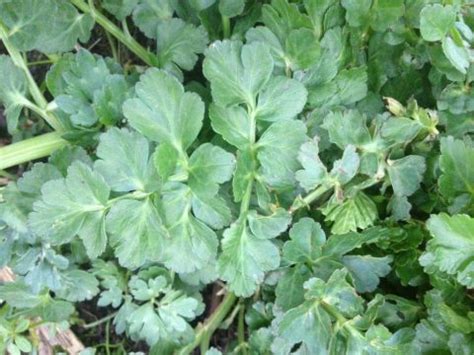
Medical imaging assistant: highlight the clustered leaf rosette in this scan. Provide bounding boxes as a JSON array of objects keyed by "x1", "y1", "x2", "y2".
[{"x1": 0, "y1": 0, "x2": 474, "y2": 354}]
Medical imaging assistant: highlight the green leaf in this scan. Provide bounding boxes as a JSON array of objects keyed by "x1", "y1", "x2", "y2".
[
  {"x1": 191, "y1": 193, "x2": 232, "y2": 230},
  {"x1": 257, "y1": 120, "x2": 307, "y2": 189},
  {"x1": 233, "y1": 149, "x2": 256, "y2": 202},
  {"x1": 107, "y1": 199, "x2": 165, "y2": 269},
  {"x1": 103, "y1": 0, "x2": 138, "y2": 20},
  {"x1": 56, "y1": 270, "x2": 99, "y2": 302},
  {"x1": 342, "y1": 255, "x2": 392, "y2": 293},
  {"x1": 127, "y1": 278, "x2": 200, "y2": 345},
  {"x1": 218, "y1": 217, "x2": 280, "y2": 297},
  {"x1": 0, "y1": 55, "x2": 28, "y2": 133},
  {"x1": 438, "y1": 137, "x2": 474, "y2": 207},
  {"x1": 188, "y1": 143, "x2": 235, "y2": 196},
  {"x1": 219, "y1": 0, "x2": 245, "y2": 17},
  {"x1": 282, "y1": 217, "x2": 326, "y2": 264},
  {"x1": 420, "y1": 4, "x2": 456, "y2": 42},
  {"x1": 329, "y1": 145, "x2": 360, "y2": 185},
  {"x1": 255, "y1": 76, "x2": 307, "y2": 122},
  {"x1": 132, "y1": 0, "x2": 174, "y2": 39},
  {"x1": 285, "y1": 28, "x2": 321, "y2": 70},
  {"x1": 0, "y1": 0, "x2": 94, "y2": 53},
  {"x1": 420, "y1": 213, "x2": 474, "y2": 288},
  {"x1": 154, "y1": 142, "x2": 179, "y2": 181},
  {"x1": 275, "y1": 269, "x2": 364, "y2": 353},
  {"x1": 247, "y1": 208, "x2": 291, "y2": 239},
  {"x1": 29, "y1": 162, "x2": 110, "y2": 258},
  {"x1": 161, "y1": 183, "x2": 218, "y2": 273},
  {"x1": 341, "y1": 0, "x2": 371, "y2": 27},
  {"x1": 323, "y1": 192, "x2": 377, "y2": 234},
  {"x1": 157, "y1": 18, "x2": 208, "y2": 71},
  {"x1": 442, "y1": 36, "x2": 470, "y2": 75},
  {"x1": 95, "y1": 128, "x2": 158, "y2": 193},
  {"x1": 275, "y1": 265, "x2": 311, "y2": 311},
  {"x1": 0, "y1": 282, "x2": 43, "y2": 308},
  {"x1": 209, "y1": 104, "x2": 252, "y2": 150},
  {"x1": 295, "y1": 138, "x2": 329, "y2": 192},
  {"x1": 123, "y1": 68, "x2": 204, "y2": 150},
  {"x1": 93, "y1": 75, "x2": 133, "y2": 126},
  {"x1": 203, "y1": 40, "x2": 274, "y2": 107},
  {"x1": 49, "y1": 146, "x2": 92, "y2": 176},
  {"x1": 53, "y1": 50, "x2": 115, "y2": 127},
  {"x1": 387, "y1": 155, "x2": 426, "y2": 197},
  {"x1": 323, "y1": 110, "x2": 371, "y2": 149},
  {"x1": 246, "y1": 26, "x2": 286, "y2": 70}
]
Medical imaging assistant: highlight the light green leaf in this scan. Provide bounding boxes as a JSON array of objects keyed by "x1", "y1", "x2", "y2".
[
  {"x1": 323, "y1": 192, "x2": 377, "y2": 234},
  {"x1": 209, "y1": 104, "x2": 252, "y2": 150},
  {"x1": 132, "y1": 0, "x2": 174, "y2": 39},
  {"x1": 438, "y1": 137, "x2": 474, "y2": 206},
  {"x1": 255, "y1": 76, "x2": 307, "y2": 122},
  {"x1": 442, "y1": 36, "x2": 470, "y2": 75},
  {"x1": 49, "y1": 146, "x2": 92, "y2": 176},
  {"x1": 420, "y1": 213, "x2": 474, "y2": 288},
  {"x1": 323, "y1": 110, "x2": 371, "y2": 149},
  {"x1": 296, "y1": 138, "x2": 329, "y2": 192},
  {"x1": 29, "y1": 162, "x2": 110, "y2": 259},
  {"x1": 233, "y1": 149, "x2": 257, "y2": 202},
  {"x1": 107, "y1": 199, "x2": 165, "y2": 269},
  {"x1": 161, "y1": 183, "x2": 218, "y2": 273},
  {"x1": 154, "y1": 142, "x2": 179, "y2": 182},
  {"x1": 245, "y1": 26, "x2": 286, "y2": 69},
  {"x1": 53, "y1": 50, "x2": 113, "y2": 127},
  {"x1": 203, "y1": 40, "x2": 274, "y2": 107},
  {"x1": 93, "y1": 74, "x2": 133, "y2": 126},
  {"x1": 257, "y1": 120, "x2": 307, "y2": 189},
  {"x1": 341, "y1": 0, "x2": 371, "y2": 27},
  {"x1": 343, "y1": 255, "x2": 393, "y2": 293},
  {"x1": 329, "y1": 145, "x2": 360, "y2": 185},
  {"x1": 282, "y1": 217, "x2": 326, "y2": 264},
  {"x1": 128, "y1": 303, "x2": 164, "y2": 345},
  {"x1": 285, "y1": 28, "x2": 321, "y2": 70},
  {"x1": 95, "y1": 128, "x2": 158, "y2": 193},
  {"x1": 275, "y1": 269, "x2": 364, "y2": 353},
  {"x1": 102, "y1": 0, "x2": 138, "y2": 20},
  {"x1": 420, "y1": 4, "x2": 456, "y2": 42},
  {"x1": 188, "y1": 143, "x2": 235, "y2": 196},
  {"x1": 322, "y1": 227, "x2": 387, "y2": 257},
  {"x1": 123, "y1": 68, "x2": 204, "y2": 150},
  {"x1": 219, "y1": 0, "x2": 245, "y2": 17},
  {"x1": 0, "y1": 0, "x2": 93, "y2": 53},
  {"x1": 157, "y1": 18, "x2": 208, "y2": 71},
  {"x1": 0, "y1": 55, "x2": 28, "y2": 133},
  {"x1": 56, "y1": 270, "x2": 99, "y2": 302},
  {"x1": 387, "y1": 155, "x2": 426, "y2": 197},
  {"x1": 191, "y1": 194, "x2": 232, "y2": 230},
  {"x1": 218, "y1": 217, "x2": 280, "y2": 297},
  {"x1": 247, "y1": 208, "x2": 291, "y2": 239},
  {"x1": 275, "y1": 265, "x2": 311, "y2": 311}
]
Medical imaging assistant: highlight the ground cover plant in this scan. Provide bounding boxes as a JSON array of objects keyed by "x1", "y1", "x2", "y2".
[{"x1": 0, "y1": 0, "x2": 473, "y2": 353}]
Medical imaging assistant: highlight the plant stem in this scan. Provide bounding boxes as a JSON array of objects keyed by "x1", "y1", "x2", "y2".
[
  {"x1": 222, "y1": 15, "x2": 231, "y2": 38},
  {"x1": 0, "y1": 21, "x2": 66, "y2": 131},
  {"x1": 82, "y1": 311, "x2": 118, "y2": 329},
  {"x1": 27, "y1": 59, "x2": 55, "y2": 66},
  {"x1": 237, "y1": 301, "x2": 248, "y2": 355},
  {"x1": 70, "y1": 0, "x2": 159, "y2": 67},
  {"x1": 177, "y1": 291, "x2": 237, "y2": 355},
  {"x1": 0, "y1": 132, "x2": 67, "y2": 170},
  {"x1": 105, "y1": 320, "x2": 111, "y2": 355},
  {"x1": 289, "y1": 184, "x2": 332, "y2": 214}
]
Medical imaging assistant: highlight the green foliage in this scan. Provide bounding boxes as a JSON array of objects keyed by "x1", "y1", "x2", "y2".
[{"x1": 1, "y1": 0, "x2": 474, "y2": 354}]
